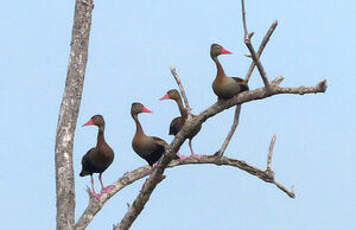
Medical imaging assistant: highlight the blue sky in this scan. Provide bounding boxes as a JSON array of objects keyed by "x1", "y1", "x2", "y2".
[{"x1": 1, "y1": 0, "x2": 355, "y2": 229}]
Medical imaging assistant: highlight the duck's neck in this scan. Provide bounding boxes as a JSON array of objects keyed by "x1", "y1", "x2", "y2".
[
  {"x1": 132, "y1": 114, "x2": 145, "y2": 137},
  {"x1": 212, "y1": 56, "x2": 226, "y2": 80},
  {"x1": 174, "y1": 96, "x2": 187, "y2": 119},
  {"x1": 96, "y1": 126, "x2": 105, "y2": 147}
]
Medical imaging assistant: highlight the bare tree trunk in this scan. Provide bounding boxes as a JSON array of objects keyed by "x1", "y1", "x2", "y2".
[{"x1": 55, "y1": 1, "x2": 94, "y2": 229}]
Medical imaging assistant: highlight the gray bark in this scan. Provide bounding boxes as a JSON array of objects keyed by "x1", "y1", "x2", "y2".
[{"x1": 55, "y1": 1, "x2": 94, "y2": 229}]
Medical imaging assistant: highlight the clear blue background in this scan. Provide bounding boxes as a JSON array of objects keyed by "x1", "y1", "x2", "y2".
[{"x1": 1, "y1": 0, "x2": 355, "y2": 229}]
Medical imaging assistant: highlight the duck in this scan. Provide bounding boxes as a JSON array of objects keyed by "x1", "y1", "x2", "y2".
[
  {"x1": 131, "y1": 102, "x2": 169, "y2": 167},
  {"x1": 211, "y1": 43, "x2": 249, "y2": 99},
  {"x1": 80, "y1": 115, "x2": 115, "y2": 199},
  {"x1": 160, "y1": 89, "x2": 201, "y2": 159}
]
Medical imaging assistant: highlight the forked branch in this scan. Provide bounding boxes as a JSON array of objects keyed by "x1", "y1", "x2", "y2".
[
  {"x1": 169, "y1": 65, "x2": 192, "y2": 115},
  {"x1": 244, "y1": 21, "x2": 278, "y2": 82},
  {"x1": 241, "y1": 0, "x2": 270, "y2": 88},
  {"x1": 215, "y1": 105, "x2": 242, "y2": 157}
]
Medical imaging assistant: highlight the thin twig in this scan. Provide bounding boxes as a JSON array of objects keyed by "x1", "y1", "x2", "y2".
[
  {"x1": 169, "y1": 65, "x2": 192, "y2": 114},
  {"x1": 215, "y1": 105, "x2": 242, "y2": 157},
  {"x1": 267, "y1": 134, "x2": 277, "y2": 172},
  {"x1": 245, "y1": 21, "x2": 278, "y2": 82},
  {"x1": 241, "y1": 0, "x2": 248, "y2": 36},
  {"x1": 271, "y1": 75, "x2": 284, "y2": 85},
  {"x1": 273, "y1": 181, "x2": 295, "y2": 198},
  {"x1": 244, "y1": 41, "x2": 270, "y2": 88},
  {"x1": 241, "y1": 0, "x2": 270, "y2": 88}
]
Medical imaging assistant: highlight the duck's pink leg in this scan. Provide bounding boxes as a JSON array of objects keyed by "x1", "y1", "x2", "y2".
[
  {"x1": 90, "y1": 175, "x2": 101, "y2": 199},
  {"x1": 152, "y1": 162, "x2": 159, "y2": 169},
  {"x1": 99, "y1": 173, "x2": 115, "y2": 195},
  {"x1": 189, "y1": 139, "x2": 201, "y2": 159},
  {"x1": 177, "y1": 152, "x2": 188, "y2": 162}
]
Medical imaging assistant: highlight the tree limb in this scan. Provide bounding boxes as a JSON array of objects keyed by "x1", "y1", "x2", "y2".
[
  {"x1": 241, "y1": 0, "x2": 270, "y2": 88},
  {"x1": 215, "y1": 105, "x2": 242, "y2": 157},
  {"x1": 244, "y1": 21, "x2": 278, "y2": 82},
  {"x1": 77, "y1": 153, "x2": 295, "y2": 230},
  {"x1": 244, "y1": 39, "x2": 270, "y2": 88},
  {"x1": 75, "y1": 78, "x2": 326, "y2": 229},
  {"x1": 267, "y1": 134, "x2": 277, "y2": 170},
  {"x1": 55, "y1": 1, "x2": 93, "y2": 229},
  {"x1": 169, "y1": 65, "x2": 192, "y2": 114},
  {"x1": 216, "y1": 8, "x2": 279, "y2": 160},
  {"x1": 241, "y1": 0, "x2": 248, "y2": 36}
]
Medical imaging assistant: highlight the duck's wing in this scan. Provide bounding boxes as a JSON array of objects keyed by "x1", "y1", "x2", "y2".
[
  {"x1": 232, "y1": 77, "x2": 249, "y2": 91},
  {"x1": 169, "y1": 116, "x2": 183, "y2": 136}
]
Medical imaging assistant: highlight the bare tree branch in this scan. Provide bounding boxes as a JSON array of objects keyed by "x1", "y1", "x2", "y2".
[
  {"x1": 216, "y1": 7, "x2": 279, "y2": 161},
  {"x1": 244, "y1": 39, "x2": 270, "y2": 88},
  {"x1": 75, "y1": 78, "x2": 326, "y2": 229},
  {"x1": 215, "y1": 105, "x2": 242, "y2": 157},
  {"x1": 244, "y1": 21, "x2": 278, "y2": 82},
  {"x1": 77, "y1": 153, "x2": 295, "y2": 230},
  {"x1": 112, "y1": 150, "x2": 175, "y2": 230},
  {"x1": 273, "y1": 181, "x2": 295, "y2": 198},
  {"x1": 55, "y1": 1, "x2": 93, "y2": 230},
  {"x1": 191, "y1": 78, "x2": 327, "y2": 128},
  {"x1": 169, "y1": 65, "x2": 192, "y2": 114},
  {"x1": 241, "y1": 0, "x2": 248, "y2": 36},
  {"x1": 267, "y1": 134, "x2": 277, "y2": 172},
  {"x1": 241, "y1": 0, "x2": 270, "y2": 88}
]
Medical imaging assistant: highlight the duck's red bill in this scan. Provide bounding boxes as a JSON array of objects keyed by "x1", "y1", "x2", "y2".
[
  {"x1": 221, "y1": 47, "x2": 232, "y2": 54},
  {"x1": 82, "y1": 119, "x2": 94, "y2": 127},
  {"x1": 159, "y1": 94, "x2": 169, "y2": 101},
  {"x1": 142, "y1": 106, "x2": 152, "y2": 113}
]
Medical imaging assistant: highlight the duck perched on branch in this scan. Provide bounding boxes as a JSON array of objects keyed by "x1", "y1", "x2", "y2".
[
  {"x1": 160, "y1": 89, "x2": 201, "y2": 159},
  {"x1": 211, "y1": 43, "x2": 249, "y2": 99},
  {"x1": 80, "y1": 115, "x2": 115, "y2": 199},
  {"x1": 131, "y1": 102, "x2": 170, "y2": 166}
]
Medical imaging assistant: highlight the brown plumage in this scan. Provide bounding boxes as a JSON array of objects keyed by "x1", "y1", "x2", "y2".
[
  {"x1": 80, "y1": 115, "x2": 115, "y2": 199},
  {"x1": 131, "y1": 102, "x2": 167, "y2": 166},
  {"x1": 211, "y1": 43, "x2": 249, "y2": 99},
  {"x1": 160, "y1": 89, "x2": 201, "y2": 158}
]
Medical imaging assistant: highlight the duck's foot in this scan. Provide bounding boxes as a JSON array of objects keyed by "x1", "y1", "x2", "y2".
[
  {"x1": 100, "y1": 185, "x2": 115, "y2": 195},
  {"x1": 152, "y1": 162, "x2": 159, "y2": 169},
  {"x1": 91, "y1": 191, "x2": 101, "y2": 200},
  {"x1": 177, "y1": 154, "x2": 188, "y2": 162}
]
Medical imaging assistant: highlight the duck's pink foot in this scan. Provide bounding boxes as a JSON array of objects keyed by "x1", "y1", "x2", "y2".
[
  {"x1": 152, "y1": 162, "x2": 159, "y2": 169},
  {"x1": 190, "y1": 153, "x2": 201, "y2": 159},
  {"x1": 91, "y1": 191, "x2": 101, "y2": 200},
  {"x1": 100, "y1": 185, "x2": 115, "y2": 195},
  {"x1": 177, "y1": 154, "x2": 188, "y2": 162}
]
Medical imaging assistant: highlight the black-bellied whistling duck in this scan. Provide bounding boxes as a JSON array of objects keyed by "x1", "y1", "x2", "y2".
[
  {"x1": 211, "y1": 43, "x2": 249, "y2": 99},
  {"x1": 160, "y1": 89, "x2": 201, "y2": 159},
  {"x1": 80, "y1": 115, "x2": 115, "y2": 199},
  {"x1": 131, "y1": 102, "x2": 168, "y2": 166}
]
